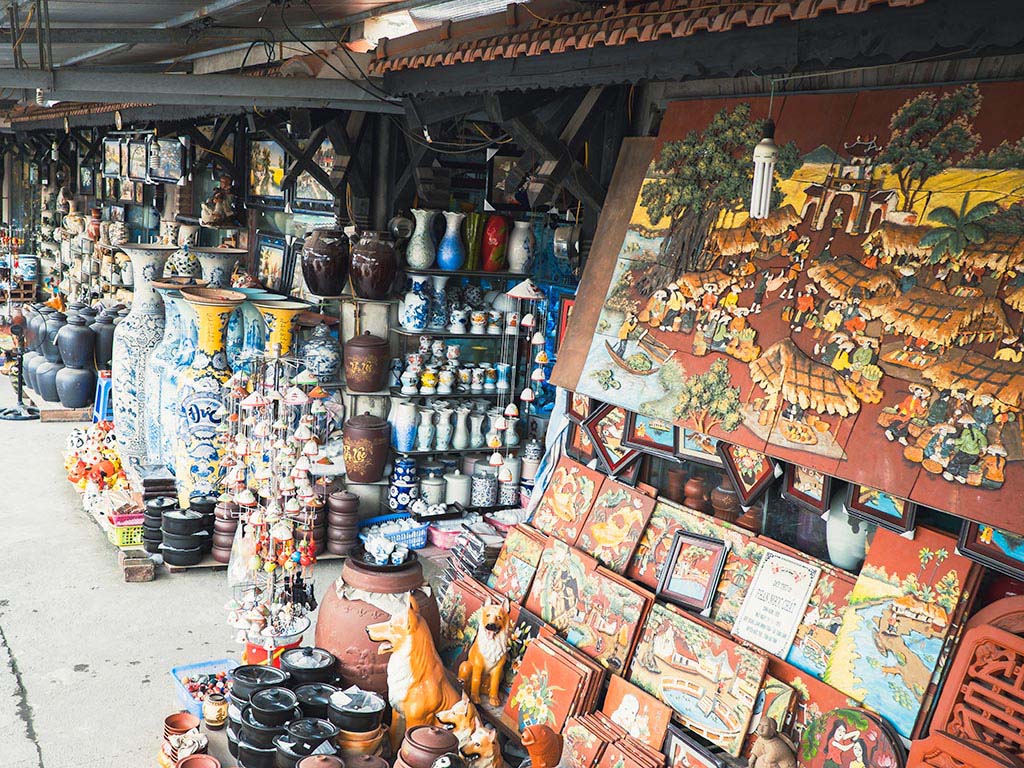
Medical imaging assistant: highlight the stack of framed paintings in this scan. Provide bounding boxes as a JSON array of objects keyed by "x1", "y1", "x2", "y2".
[
  {"x1": 564, "y1": 711, "x2": 667, "y2": 768},
  {"x1": 501, "y1": 606, "x2": 550, "y2": 694},
  {"x1": 594, "y1": 739, "x2": 666, "y2": 768},
  {"x1": 505, "y1": 635, "x2": 604, "y2": 732},
  {"x1": 563, "y1": 567, "x2": 653, "y2": 674},
  {"x1": 628, "y1": 602, "x2": 767, "y2": 757},
  {"x1": 487, "y1": 524, "x2": 548, "y2": 603},
  {"x1": 600, "y1": 674, "x2": 672, "y2": 750},
  {"x1": 530, "y1": 456, "x2": 603, "y2": 543},
  {"x1": 524, "y1": 538, "x2": 598, "y2": 632},
  {"x1": 575, "y1": 477, "x2": 656, "y2": 573}
]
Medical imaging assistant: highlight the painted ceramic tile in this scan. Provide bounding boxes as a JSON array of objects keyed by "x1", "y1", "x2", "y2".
[
  {"x1": 602, "y1": 674, "x2": 673, "y2": 750},
  {"x1": 798, "y1": 707, "x2": 905, "y2": 768},
  {"x1": 438, "y1": 577, "x2": 484, "y2": 667},
  {"x1": 564, "y1": 568, "x2": 651, "y2": 674},
  {"x1": 501, "y1": 606, "x2": 546, "y2": 693},
  {"x1": 743, "y1": 675, "x2": 796, "y2": 757},
  {"x1": 785, "y1": 566, "x2": 857, "y2": 679},
  {"x1": 530, "y1": 456, "x2": 603, "y2": 543},
  {"x1": 710, "y1": 534, "x2": 769, "y2": 632},
  {"x1": 505, "y1": 638, "x2": 586, "y2": 732},
  {"x1": 769, "y1": 657, "x2": 859, "y2": 748},
  {"x1": 629, "y1": 602, "x2": 767, "y2": 756},
  {"x1": 595, "y1": 743, "x2": 645, "y2": 768},
  {"x1": 563, "y1": 717, "x2": 606, "y2": 768},
  {"x1": 488, "y1": 524, "x2": 547, "y2": 603},
  {"x1": 524, "y1": 539, "x2": 597, "y2": 632},
  {"x1": 576, "y1": 477, "x2": 657, "y2": 573},
  {"x1": 627, "y1": 499, "x2": 701, "y2": 589},
  {"x1": 553, "y1": 84, "x2": 1024, "y2": 531},
  {"x1": 825, "y1": 526, "x2": 978, "y2": 738}
]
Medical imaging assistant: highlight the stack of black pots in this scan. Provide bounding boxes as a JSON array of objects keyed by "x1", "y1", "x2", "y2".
[
  {"x1": 326, "y1": 491, "x2": 360, "y2": 556},
  {"x1": 143, "y1": 496, "x2": 176, "y2": 554},
  {"x1": 229, "y1": 647, "x2": 348, "y2": 768},
  {"x1": 189, "y1": 494, "x2": 218, "y2": 555},
  {"x1": 160, "y1": 508, "x2": 209, "y2": 566},
  {"x1": 212, "y1": 499, "x2": 240, "y2": 564}
]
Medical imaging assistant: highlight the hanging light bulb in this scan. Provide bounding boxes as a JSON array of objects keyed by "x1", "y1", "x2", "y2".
[{"x1": 750, "y1": 119, "x2": 778, "y2": 220}]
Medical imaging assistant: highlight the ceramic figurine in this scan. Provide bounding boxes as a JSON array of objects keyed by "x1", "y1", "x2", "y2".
[
  {"x1": 407, "y1": 209, "x2": 437, "y2": 269},
  {"x1": 462, "y1": 726, "x2": 505, "y2": 768},
  {"x1": 436, "y1": 693, "x2": 483, "y2": 750},
  {"x1": 448, "y1": 308, "x2": 468, "y2": 334},
  {"x1": 521, "y1": 725, "x2": 563, "y2": 768},
  {"x1": 401, "y1": 369, "x2": 421, "y2": 395},
  {"x1": 401, "y1": 277, "x2": 431, "y2": 332},
  {"x1": 437, "y1": 211, "x2": 467, "y2": 271},
  {"x1": 469, "y1": 311, "x2": 487, "y2": 335},
  {"x1": 458, "y1": 599, "x2": 511, "y2": 706},
  {"x1": 365, "y1": 595, "x2": 463, "y2": 748},
  {"x1": 431, "y1": 339, "x2": 446, "y2": 365},
  {"x1": 748, "y1": 718, "x2": 797, "y2": 768},
  {"x1": 507, "y1": 220, "x2": 536, "y2": 273}
]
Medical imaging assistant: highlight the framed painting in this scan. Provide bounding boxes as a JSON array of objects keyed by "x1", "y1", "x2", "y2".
[
  {"x1": 784, "y1": 564, "x2": 856, "y2": 679},
  {"x1": 564, "y1": 568, "x2": 652, "y2": 674},
  {"x1": 127, "y1": 139, "x2": 148, "y2": 182},
  {"x1": 656, "y1": 530, "x2": 729, "y2": 615},
  {"x1": 614, "y1": 454, "x2": 643, "y2": 487},
  {"x1": 500, "y1": 606, "x2": 545, "y2": 693},
  {"x1": 663, "y1": 724, "x2": 724, "y2": 768},
  {"x1": 133, "y1": 181, "x2": 145, "y2": 205},
  {"x1": 486, "y1": 149, "x2": 528, "y2": 211},
  {"x1": 529, "y1": 456, "x2": 603, "y2": 543},
  {"x1": 623, "y1": 410, "x2": 679, "y2": 460},
  {"x1": 147, "y1": 136, "x2": 188, "y2": 184},
  {"x1": 78, "y1": 165, "x2": 95, "y2": 196},
  {"x1": 524, "y1": 538, "x2": 598, "y2": 632},
  {"x1": 119, "y1": 139, "x2": 129, "y2": 179},
  {"x1": 255, "y1": 231, "x2": 288, "y2": 293},
  {"x1": 575, "y1": 476, "x2": 657, "y2": 574},
  {"x1": 101, "y1": 137, "x2": 120, "y2": 178},
  {"x1": 27, "y1": 164, "x2": 38, "y2": 185},
  {"x1": 567, "y1": 392, "x2": 593, "y2": 423},
  {"x1": 781, "y1": 464, "x2": 834, "y2": 514},
  {"x1": 845, "y1": 482, "x2": 917, "y2": 533},
  {"x1": 958, "y1": 520, "x2": 1024, "y2": 580},
  {"x1": 293, "y1": 137, "x2": 337, "y2": 213},
  {"x1": 566, "y1": 420, "x2": 597, "y2": 465},
  {"x1": 248, "y1": 137, "x2": 287, "y2": 208},
  {"x1": 602, "y1": 674, "x2": 672, "y2": 750},
  {"x1": 557, "y1": 295, "x2": 576, "y2": 352},
  {"x1": 627, "y1": 498, "x2": 701, "y2": 590},
  {"x1": 583, "y1": 403, "x2": 640, "y2": 475},
  {"x1": 717, "y1": 442, "x2": 780, "y2": 505},
  {"x1": 103, "y1": 176, "x2": 118, "y2": 201},
  {"x1": 676, "y1": 428, "x2": 723, "y2": 466},
  {"x1": 108, "y1": 205, "x2": 125, "y2": 223}
]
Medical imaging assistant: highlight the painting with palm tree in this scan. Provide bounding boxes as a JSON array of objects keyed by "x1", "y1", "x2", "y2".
[
  {"x1": 825, "y1": 526, "x2": 978, "y2": 738},
  {"x1": 553, "y1": 81, "x2": 1024, "y2": 533}
]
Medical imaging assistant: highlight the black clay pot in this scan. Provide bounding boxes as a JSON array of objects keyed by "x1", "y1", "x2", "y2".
[
  {"x1": 35, "y1": 360, "x2": 63, "y2": 402},
  {"x1": 284, "y1": 718, "x2": 340, "y2": 756},
  {"x1": 189, "y1": 494, "x2": 218, "y2": 514},
  {"x1": 159, "y1": 544, "x2": 203, "y2": 566},
  {"x1": 294, "y1": 683, "x2": 338, "y2": 720},
  {"x1": 90, "y1": 311, "x2": 116, "y2": 371},
  {"x1": 55, "y1": 366, "x2": 96, "y2": 408},
  {"x1": 301, "y1": 225, "x2": 350, "y2": 297},
  {"x1": 241, "y1": 705, "x2": 294, "y2": 748},
  {"x1": 238, "y1": 739, "x2": 279, "y2": 768},
  {"x1": 228, "y1": 724, "x2": 240, "y2": 758},
  {"x1": 147, "y1": 496, "x2": 178, "y2": 515},
  {"x1": 56, "y1": 315, "x2": 96, "y2": 369},
  {"x1": 162, "y1": 509, "x2": 207, "y2": 535},
  {"x1": 231, "y1": 665, "x2": 291, "y2": 701},
  {"x1": 280, "y1": 648, "x2": 337, "y2": 686},
  {"x1": 326, "y1": 689, "x2": 386, "y2": 733},
  {"x1": 161, "y1": 529, "x2": 209, "y2": 550},
  {"x1": 142, "y1": 539, "x2": 162, "y2": 554},
  {"x1": 40, "y1": 311, "x2": 66, "y2": 363},
  {"x1": 250, "y1": 687, "x2": 300, "y2": 727},
  {"x1": 349, "y1": 230, "x2": 397, "y2": 300}
]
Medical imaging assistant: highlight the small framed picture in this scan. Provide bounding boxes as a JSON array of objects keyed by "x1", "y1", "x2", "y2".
[
  {"x1": 583, "y1": 403, "x2": 640, "y2": 475},
  {"x1": 846, "y1": 483, "x2": 917, "y2": 533},
  {"x1": 127, "y1": 139, "x2": 148, "y2": 182},
  {"x1": 78, "y1": 165, "x2": 95, "y2": 196},
  {"x1": 556, "y1": 295, "x2": 575, "y2": 351},
  {"x1": 657, "y1": 530, "x2": 729, "y2": 615},
  {"x1": 717, "y1": 442, "x2": 780, "y2": 505},
  {"x1": 615, "y1": 454, "x2": 643, "y2": 487},
  {"x1": 292, "y1": 137, "x2": 336, "y2": 214},
  {"x1": 255, "y1": 231, "x2": 288, "y2": 293},
  {"x1": 958, "y1": 520, "x2": 1024, "y2": 581},
  {"x1": 566, "y1": 420, "x2": 596, "y2": 465},
  {"x1": 147, "y1": 136, "x2": 188, "y2": 184},
  {"x1": 119, "y1": 140, "x2": 129, "y2": 178},
  {"x1": 133, "y1": 181, "x2": 145, "y2": 205},
  {"x1": 103, "y1": 176, "x2": 118, "y2": 201},
  {"x1": 486, "y1": 149, "x2": 528, "y2": 211},
  {"x1": 675, "y1": 428, "x2": 723, "y2": 467},
  {"x1": 567, "y1": 391, "x2": 592, "y2": 423},
  {"x1": 663, "y1": 724, "x2": 724, "y2": 768},
  {"x1": 109, "y1": 205, "x2": 125, "y2": 223},
  {"x1": 623, "y1": 410, "x2": 679, "y2": 461},
  {"x1": 248, "y1": 137, "x2": 287, "y2": 209},
  {"x1": 102, "y1": 137, "x2": 121, "y2": 178},
  {"x1": 119, "y1": 176, "x2": 135, "y2": 202},
  {"x1": 781, "y1": 464, "x2": 834, "y2": 514},
  {"x1": 28, "y1": 164, "x2": 39, "y2": 185}
]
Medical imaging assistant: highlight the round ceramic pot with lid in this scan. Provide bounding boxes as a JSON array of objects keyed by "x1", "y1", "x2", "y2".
[
  {"x1": 159, "y1": 544, "x2": 203, "y2": 566},
  {"x1": 399, "y1": 726, "x2": 459, "y2": 768},
  {"x1": 250, "y1": 687, "x2": 300, "y2": 727},
  {"x1": 294, "y1": 683, "x2": 339, "y2": 719},
  {"x1": 284, "y1": 718, "x2": 341, "y2": 755},
  {"x1": 238, "y1": 739, "x2": 278, "y2": 768},
  {"x1": 343, "y1": 331, "x2": 390, "y2": 393},
  {"x1": 280, "y1": 647, "x2": 338, "y2": 685},
  {"x1": 327, "y1": 491, "x2": 359, "y2": 514},
  {"x1": 231, "y1": 665, "x2": 291, "y2": 701},
  {"x1": 241, "y1": 704, "x2": 297, "y2": 748},
  {"x1": 342, "y1": 413, "x2": 390, "y2": 483},
  {"x1": 162, "y1": 509, "x2": 208, "y2": 536},
  {"x1": 326, "y1": 689, "x2": 386, "y2": 733}
]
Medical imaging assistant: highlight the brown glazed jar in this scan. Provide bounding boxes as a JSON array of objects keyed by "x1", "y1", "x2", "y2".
[
  {"x1": 86, "y1": 207, "x2": 102, "y2": 242},
  {"x1": 684, "y1": 475, "x2": 711, "y2": 512},
  {"x1": 349, "y1": 231, "x2": 398, "y2": 300},
  {"x1": 342, "y1": 412, "x2": 391, "y2": 483},
  {"x1": 313, "y1": 557, "x2": 441, "y2": 696},
  {"x1": 344, "y1": 331, "x2": 390, "y2": 393},
  {"x1": 710, "y1": 475, "x2": 742, "y2": 523},
  {"x1": 327, "y1": 490, "x2": 360, "y2": 514},
  {"x1": 397, "y1": 726, "x2": 459, "y2": 768},
  {"x1": 301, "y1": 224, "x2": 350, "y2": 297}
]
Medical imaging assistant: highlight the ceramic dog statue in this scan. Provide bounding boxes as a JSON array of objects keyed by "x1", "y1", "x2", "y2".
[
  {"x1": 458, "y1": 598, "x2": 511, "y2": 706},
  {"x1": 437, "y1": 692, "x2": 483, "y2": 750},
  {"x1": 462, "y1": 725, "x2": 505, "y2": 768},
  {"x1": 367, "y1": 594, "x2": 463, "y2": 748}
]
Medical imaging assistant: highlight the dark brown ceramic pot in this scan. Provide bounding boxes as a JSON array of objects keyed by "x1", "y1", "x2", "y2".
[
  {"x1": 349, "y1": 231, "x2": 398, "y2": 300},
  {"x1": 313, "y1": 557, "x2": 440, "y2": 696},
  {"x1": 710, "y1": 476, "x2": 742, "y2": 524},
  {"x1": 684, "y1": 475, "x2": 711, "y2": 512},
  {"x1": 342, "y1": 413, "x2": 390, "y2": 483},
  {"x1": 327, "y1": 491, "x2": 360, "y2": 514},
  {"x1": 343, "y1": 331, "x2": 390, "y2": 393},
  {"x1": 398, "y1": 726, "x2": 459, "y2": 768},
  {"x1": 301, "y1": 225, "x2": 350, "y2": 297}
]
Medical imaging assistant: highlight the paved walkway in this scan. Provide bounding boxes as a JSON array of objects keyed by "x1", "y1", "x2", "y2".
[{"x1": 0, "y1": 382, "x2": 345, "y2": 768}]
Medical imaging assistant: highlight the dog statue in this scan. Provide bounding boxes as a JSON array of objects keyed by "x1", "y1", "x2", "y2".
[
  {"x1": 462, "y1": 725, "x2": 505, "y2": 768},
  {"x1": 521, "y1": 724, "x2": 563, "y2": 768},
  {"x1": 367, "y1": 594, "x2": 463, "y2": 748},
  {"x1": 437, "y1": 692, "x2": 483, "y2": 750},
  {"x1": 458, "y1": 598, "x2": 512, "y2": 706}
]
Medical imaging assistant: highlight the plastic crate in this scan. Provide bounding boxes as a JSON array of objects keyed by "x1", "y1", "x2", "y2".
[
  {"x1": 428, "y1": 525, "x2": 464, "y2": 550},
  {"x1": 170, "y1": 658, "x2": 240, "y2": 719},
  {"x1": 107, "y1": 524, "x2": 144, "y2": 548},
  {"x1": 108, "y1": 511, "x2": 144, "y2": 527},
  {"x1": 358, "y1": 512, "x2": 429, "y2": 549}
]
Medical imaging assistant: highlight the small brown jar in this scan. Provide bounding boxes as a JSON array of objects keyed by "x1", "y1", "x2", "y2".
[
  {"x1": 342, "y1": 413, "x2": 391, "y2": 483},
  {"x1": 344, "y1": 331, "x2": 390, "y2": 393},
  {"x1": 203, "y1": 692, "x2": 229, "y2": 729}
]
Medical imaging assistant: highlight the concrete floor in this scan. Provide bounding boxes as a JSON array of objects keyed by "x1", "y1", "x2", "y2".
[{"x1": 0, "y1": 383, "x2": 347, "y2": 768}]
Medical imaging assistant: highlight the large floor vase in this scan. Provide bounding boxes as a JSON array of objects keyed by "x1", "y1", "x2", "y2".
[
  {"x1": 175, "y1": 287, "x2": 246, "y2": 506},
  {"x1": 111, "y1": 243, "x2": 177, "y2": 465}
]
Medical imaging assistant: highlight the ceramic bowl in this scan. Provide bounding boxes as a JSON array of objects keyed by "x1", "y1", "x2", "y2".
[
  {"x1": 176, "y1": 755, "x2": 221, "y2": 768},
  {"x1": 164, "y1": 711, "x2": 200, "y2": 736},
  {"x1": 250, "y1": 687, "x2": 300, "y2": 727}
]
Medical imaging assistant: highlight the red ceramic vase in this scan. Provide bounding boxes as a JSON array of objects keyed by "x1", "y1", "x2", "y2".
[{"x1": 481, "y1": 215, "x2": 508, "y2": 272}]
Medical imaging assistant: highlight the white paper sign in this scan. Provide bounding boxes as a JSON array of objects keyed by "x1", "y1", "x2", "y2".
[{"x1": 731, "y1": 550, "x2": 821, "y2": 657}]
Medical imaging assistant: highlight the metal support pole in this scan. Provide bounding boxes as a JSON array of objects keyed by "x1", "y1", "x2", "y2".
[{"x1": 372, "y1": 114, "x2": 391, "y2": 231}]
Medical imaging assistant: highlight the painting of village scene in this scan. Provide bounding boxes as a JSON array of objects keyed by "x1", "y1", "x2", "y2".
[
  {"x1": 825, "y1": 527, "x2": 977, "y2": 737},
  {"x1": 785, "y1": 566, "x2": 856, "y2": 679},
  {"x1": 629, "y1": 602, "x2": 767, "y2": 756},
  {"x1": 559, "y1": 83, "x2": 1024, "y2": 527},
  {"x1": 564, "y1": 569, "x2": 651, "y2": 673}
]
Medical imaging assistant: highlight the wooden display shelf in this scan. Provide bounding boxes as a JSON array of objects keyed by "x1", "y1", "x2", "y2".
[
  {"x1": 391, "y1": 328, "x2": 521, "y2": 340},
  {"x1": 19, "y1": 384, "x2": 92, "y2": 422},
  {"x1": 389, "y1": 387, "x2": 502, "y2": 399},
  {"x1": 394, "y1": 446, "x2": 492, "y2": 457},
  {"x1": 404, "y1": 267, "x2": 529, "y2": 280}
]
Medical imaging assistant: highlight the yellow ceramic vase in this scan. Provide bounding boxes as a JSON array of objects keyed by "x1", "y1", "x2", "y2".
[{"x1": 253, "y1": 299, "x2": 308, "y2": 357}]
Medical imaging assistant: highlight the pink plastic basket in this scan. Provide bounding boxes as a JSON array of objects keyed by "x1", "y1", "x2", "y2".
[
  {"x1": 428, "y1": 525, "x2": 465, "y2": 550},
  {"x1": 108, "y1": 512, "x2": 145, "y2": 526}
]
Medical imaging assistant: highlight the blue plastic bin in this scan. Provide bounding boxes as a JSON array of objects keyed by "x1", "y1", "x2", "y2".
[{"x1": 169, "y1": 658, "x2": 239, "y2": 719}]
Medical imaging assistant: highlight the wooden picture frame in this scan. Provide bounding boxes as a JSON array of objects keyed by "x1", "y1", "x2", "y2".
[
  {"x1": 567, "y1": 391, "x2": 592, "y2": 423},
  {"x1": 623, "y1": 410, "x2": 679, "y2": 460},
  {"x1": 255, "y1": 231, "x2": 288, "y2": 293},
  {"x1": 103, "y1": 176, "x2": 118, "y2": 201},
  {"x1": 717, "y1": 441, "x2": 780, "y2": 505},
  {"x1": 101, "y1": 137, "x2": 121, "y2": 178},
  {"x1": 556, "y1": 295, "x2": 575, "y2": 352},
  {"x1": 781, "y1": 464, "x2": 834, "y2": 515},
  {"x1": 133, "y1": 181, "x2": 145, "y2": 205},
  {"x1": 127, "y1": 139, "x2": 148, "y2": 182},
  {"x1": 566, "y1": 419, "x2": 596, "y2": 465},
  {"x1": 147, "y1": 136, "x2": 188, "y2": 184},
  {"x1": 845, "y1": 482, "x2": 917, "y2": 534},
  {"x1": 957, "y1": 520, "x2": 1024, "y2": 580},
  {"x1": 657, "y1": 530, "x2": 729, "y2": 614},
  {"x1": 78, "y1": 164, "x2": 95, "y2": 196},
  {"x1": 663, "y1": 724, "x2": 724, "y2": 768},
  {"x1": 583, "y1": 403, "x2": 640, "y2": 475},
  {"x1": 615, "y1": 454, "x2": 643, "y2": 486},
  {"x1": 292, "y1": 137, "x2": 337, "y2": 213},
  {"x1": 486, "y1": 149, "x2": 529, "y2": 211},
  {"x1": 118, "y1": 176, "x2": 134, "y2": 202},
  {"x1": 675, "y1": 427, "x2": 723, "y2": 466},
  {"x1": 247, "y1": 137, "x2": 287, "y2": 209}
]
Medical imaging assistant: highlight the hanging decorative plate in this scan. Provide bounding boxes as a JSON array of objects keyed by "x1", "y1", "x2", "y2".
[{"x1": 798, "y1": 707, "x2": 905, "y2": 768}]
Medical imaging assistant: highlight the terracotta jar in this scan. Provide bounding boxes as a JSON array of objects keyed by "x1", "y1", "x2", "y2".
[
  {"x1": 664, "y1": 465, "x2": 687, "y2": 503},
  {"x1": 297, "y1": 758, "x2": 346, "y2": 768},
  {"x1": 396, "y1": 726, "x2": 459, "y2": 768},
  {"x1": 710, "y1": 476, "x2": 742, "y2": 524},
  {"x1": 313, "y1": 557, "x2": 441, "y2": 696},
  {"x1": 86, "y1": 207, "x2": 102, "y2": 242},
  {"x1": 344, "y1": 331, "x2": 390, "y2": 393},
  {"x1": 349, "y1": 231, "x2": 398, "y2": 300},
  {"x1": 684, "y1": 475, "x2": 711, "y2": 512},
  {"x1": 342, "y1": 412, "x2": 391, "y2": 483},
  {"x1": 301, "y1": 224, "x2": 350, "y2": 296},
  {"x1": 341, "y1": 758, "x2": 387, "y2": 768}
]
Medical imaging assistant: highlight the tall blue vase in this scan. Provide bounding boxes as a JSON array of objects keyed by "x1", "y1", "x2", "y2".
[{"x1": 437, "y1": 211, "x2": 467, "y2": 271}]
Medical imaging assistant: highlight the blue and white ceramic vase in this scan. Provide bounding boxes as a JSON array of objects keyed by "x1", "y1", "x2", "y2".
[
  {"x1": 406, "y1": 209, "x2": 437, "y2": 269},
  {"x1": 416, "y1": 408, "x2": 436, "y2": 451},
  {"x1": 192, "y1": 246, "x2": 245, "y2": 288},
  {"x1": 400, "y1": 276, "x2": 430, "y2": 331},
  {"x1": 225, "y1": 288, "x2": 277, "y2": 372},
  {"x1": 111, "y1": 243, "x2": 176, "y2": 465},
  {"x1": 507, "y1": 220, "x2": 536, "y2": 273},
  {"x1": 437, "y1": 212, "x2": 467, "y2": 271},
  {"x1": 174, "y1": 287, "x2": 246, "y2": 506},
  {"x1": 428, "y1": 274, "x2": 449, "y2": 331},
  {"x1": 495, "y1": 362, "x2": 512, "y2": 392},
  {"x1": 161, "y1": 294, "x2": 199, "y2": 473},
  {"x1": 303, "y1": 322, "x2": 341, "y2": 383},
  {"x1": 391, "y1": 399, "x2": 419, "y2": 453}
]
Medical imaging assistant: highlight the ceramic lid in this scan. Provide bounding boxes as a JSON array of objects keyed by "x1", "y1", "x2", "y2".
[
  {"x1": 345, "y1": 330, "x2": 387, "y2": 349},
  {"x1": 163, "y1": 509, "x2": 205, "y2": 523},
  {"x1": 405, "y1": 725, "x2": 458, "y2": 753},
  {"x1": 250, "y1": 686, "x2": 298, "y2": 712},
  {"x1": 285, "y1": 717, "x2": 340, "y2": 741},
  {"x1": 281, "y1": 647, "x2": 335, "y2": 670},
  {"x1": 294, "y1": 683, "x2": 339, "y2": 707},
  {"x1": 296, "y1": 756, "x2": 346, "y2": 768},
  {"x1": 232, "y1": 665, "x2": 290, "y2": 688},
  {"x1": 344, "y1": 412, "x2": 389, "y2": 431},
  {"x1": 328, "y1": 491, "x2": 358, "y2": 504}
]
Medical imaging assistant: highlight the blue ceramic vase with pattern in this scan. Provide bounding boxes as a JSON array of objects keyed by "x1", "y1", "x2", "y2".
[
  {"x1": 436, "y1": 211, "x2": 466, "y2": 271},
  {"x1": 400, "y1": 276, "x2": 430, "y2": 332}
]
